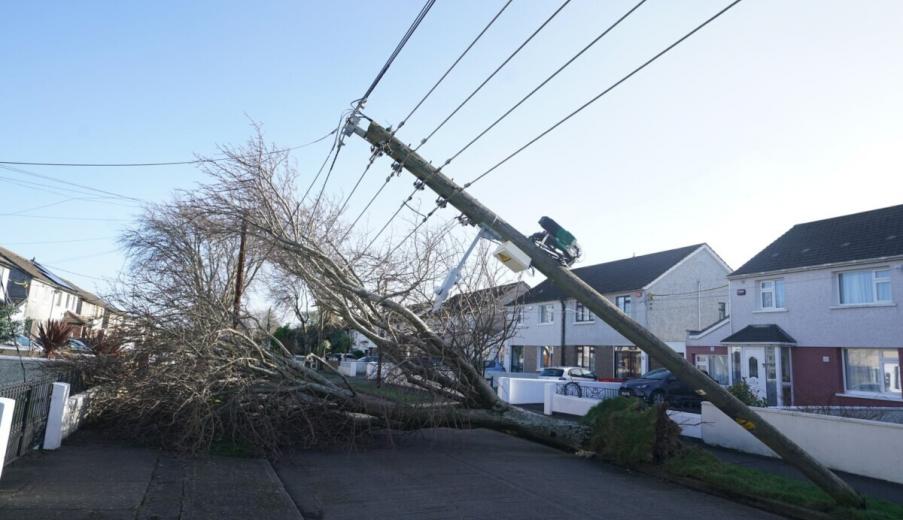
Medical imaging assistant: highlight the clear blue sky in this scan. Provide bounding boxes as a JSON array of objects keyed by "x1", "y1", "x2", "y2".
[{"x1": 2, "y1": 0, "x2": 902, "y2": 297}]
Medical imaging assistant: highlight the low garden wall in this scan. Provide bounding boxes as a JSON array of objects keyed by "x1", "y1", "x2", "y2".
[
  {"x1": 701, "y1": 401, "x2": 903, "y2": 484},
  {"x1": 497, "y1": 377, "x2": 550, "y2": 404}
]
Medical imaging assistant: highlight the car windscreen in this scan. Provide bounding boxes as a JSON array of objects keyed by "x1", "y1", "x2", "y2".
[
  {"x1": 641, "y1": 368, "x2": 670, "y2": 380},
  {"x1": 540, "y1": 368, "x2": 564, "y2": 377}
]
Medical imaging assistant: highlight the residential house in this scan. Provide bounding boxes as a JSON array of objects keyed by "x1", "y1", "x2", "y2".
[
  {"x1": 0, "y1": 245, "x2": 113, "y2": 337},
  {"x1": 687, "y1": 204, "x2": 903, "y2": 407},
  {"x1": 505, "y1": 244, "x2": 731, "y2": 378},
  {"x1": 436, "y1": 281, "x2": 530, "y2": 365}
]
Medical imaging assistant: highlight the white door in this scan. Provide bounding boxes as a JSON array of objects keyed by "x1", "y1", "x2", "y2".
[{"x1": 741, "y1": 347, "x2": 767, "y2": 401}]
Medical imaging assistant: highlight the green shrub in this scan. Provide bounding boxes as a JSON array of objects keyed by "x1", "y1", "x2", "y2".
[
  {"x1": 728, "y1": 379, "x2": 767, "y2": 407},
  {"x1": 583, "y1": 397, "x2": 680, "y2": 466}
]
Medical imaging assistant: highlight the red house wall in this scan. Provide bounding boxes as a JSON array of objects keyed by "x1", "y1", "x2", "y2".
[{"x1": 791, "y1": 347, "x2": 903, "y2": 407}]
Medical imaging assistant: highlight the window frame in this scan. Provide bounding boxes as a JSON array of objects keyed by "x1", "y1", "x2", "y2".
[
  {"x1": 615, "y1": 295, "x2": 632, "y2": 315},
  {"x1": 574, "y1": 301, "x2": 595, "y2": 323},
  {"x1": 837, "y1": 268, "x2": 893, "y2": 306},
  {"x1": 759, "y1": 279, "x2": 785, "y2": 310},
  {"x1": 538, "y1": 303, "x2": 555, "y2": 325},
  {"x1": 842, "y1": 348, "x2": 901, "y2": 398}
]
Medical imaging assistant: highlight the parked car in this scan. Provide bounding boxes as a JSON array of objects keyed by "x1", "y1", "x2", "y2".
[
  {"x1": 538, "y1": 366, "x2": 597, "y2": 381},
  {"x1": 0, "y1": 334, "x2": 41, "y2": 352},
  {"x1": 618, "y1": 368, "x2": 701, "y2": 407},
  {"x1": 356, "y1": 356, "x2": 379, "y2": 363},
  {"x1": 69, "y1": 339, "x2": 91, "y2": 353},
  {"x1": 483, "y1": 359, "x2": 506, "y2": 375}
]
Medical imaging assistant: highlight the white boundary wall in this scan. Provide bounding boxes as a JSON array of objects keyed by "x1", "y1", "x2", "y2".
[
  {"x1": 42, "y1": 384, "x2": 95, "y2": 451},
  {"x1": 701, "y1": 401, "x2": 903, "y2": 484},
  {"x1": 540, "y1": 384, "x2": 702, "y2": 439},
  {"x1": 0, "y1": 397, "x2": 14, "y2": 479},
  {"x1": 497, "y1": 377, "x2": 550, "y2": 404}
]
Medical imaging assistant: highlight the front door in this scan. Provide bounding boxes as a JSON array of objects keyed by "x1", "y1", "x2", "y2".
[{"x1": 741, "y1": 347, "x2": 767, "y2": 401}]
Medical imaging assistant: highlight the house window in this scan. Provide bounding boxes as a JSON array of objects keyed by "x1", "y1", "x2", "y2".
[
  {"x1": 576, "y1": 346, "x2": 595, "y2": 371},
  {"x1": 539, "y1": 304, "x2": 555, "y2": 324},
  {"x1": 615, "y1": 295, "x2": 631, "y2": 315},
  {"x1": 731, "y1": 348, "x2": 742, "y2": 384},
  {"x1": 759, "y1": 279, "x2": 785, "y2": 309},
  {"x1": 574, "y1": 302, "x2": 594, "y2": 323},
  {"x1": 55, "y1": 291, "x2": 62, "y2": 306},
  {"x1": 748, "y1": 356, "x2": 759, "y2": 379},
  {"x1": 838, "y1": 269, "x2": 892, "y2": 305},
  {"x1": 510, "y1": 345, "x2": 524, "y2": 373},
  {"x1": 511, "y1": 307, "x2": 523, "y2": 324},
  {"x1": 614, "y1": 347, "x2": 642, "y2": 379},
  {"x1": 718, "y1": 302, "x2": 727, "y2": 320},
  {"x1": 695, "y1": 354, "x2": 729, "y2": 385},
  {"x1": 541, "y1": 346, "x2": 555, "y2": 368},
  {"x1": 843, "y1": 349, "x2": 901, "y2": 396}
]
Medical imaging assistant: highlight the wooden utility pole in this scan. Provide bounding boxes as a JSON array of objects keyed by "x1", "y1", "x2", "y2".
[
  {"x1": 232, "y1": 218, "x2": 248, "y2": 328},
  {"x1": 354, "y1": 120, "x2": 862, "y2": 507}
]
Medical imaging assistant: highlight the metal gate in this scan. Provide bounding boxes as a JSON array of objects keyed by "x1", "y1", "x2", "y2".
[{"x1": 0, "y1": 376, "x2": 58, "y2": 466}]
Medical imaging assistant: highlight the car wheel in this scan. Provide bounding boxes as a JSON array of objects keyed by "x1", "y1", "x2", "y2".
[{"x1": 649, "y1": 391, "x2": 665, "y2": 406}]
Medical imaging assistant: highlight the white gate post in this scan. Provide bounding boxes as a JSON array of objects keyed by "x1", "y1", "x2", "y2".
[
  {"x1": 43, "y1": 382, "x2": 70, "y2": 450},
  {"x1": 0, "y1": 397, "x2": 15, "y2": 479},
  {"x1": 543, "y1": 382, "x2": 554, "y2": 416}
]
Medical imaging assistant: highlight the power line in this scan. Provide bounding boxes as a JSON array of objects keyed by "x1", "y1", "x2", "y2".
[
  {"x1": 38, "y1": 263, "x2": 111, "y2": 282},
  {"x1": 463, "y1": 0, "x2": 744, "y2": 189},
  {"x1": 418, "y1": 0, "x2": 573, "y2": 148},
  {"x1": 0, "y1": 214, "x2": 129, "y2": 222},
  {"x1": 0, "y1": 164, "x2": 144, "y2": 202},
  {"x1": 0, "y1": 128, "x2": 337, "y2": 168},
  {"x1": 337, "y1": 1, "x2": 512, "y2": 229},
  {"x1": 300, "y1": 116, "x2": 346, "y2": 203},
  {"x1": 439, "y1": 0, "x2": 647, "y2": 171},
  {"x1": 313, "y1": 0, "x2": 437, "y2": 220},
  {"x1": 0, "y1": 197, "x2": 135, "y2": 217},
  {"x1": 346, "y1": 0, "x2": 572, "y2": 245},
  {"x1": 352, "y1": 0, "x2": 437, "y2": 114},
  {"x1": 394, "y1": 0, "x2": 513, "y2": 132},
  {"x1": 0, "y1": 174, "x2": 133, "y2": 203},
  {"x1": 1, "y1": 236, "x2": 117, "y2": 246},
  {"x1": 46, "y1": 248, "x2": 122, "y2": 264}
]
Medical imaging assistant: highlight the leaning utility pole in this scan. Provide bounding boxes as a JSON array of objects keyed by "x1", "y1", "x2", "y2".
[
  {"x1": 352, "y1": 120, "x2": 862, "y2": 507},
  {"x1": 232, "y1": 218, "x2": 248, "y2": 328}
]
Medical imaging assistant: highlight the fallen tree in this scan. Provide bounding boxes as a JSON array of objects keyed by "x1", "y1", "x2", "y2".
[{"x1": 84, "y1": 130, "x2": 589, "y2": 454}]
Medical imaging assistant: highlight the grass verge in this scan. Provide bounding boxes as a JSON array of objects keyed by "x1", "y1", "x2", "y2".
[{"x1": 663, "y1": 447, "x2": 903, "y2": 520}]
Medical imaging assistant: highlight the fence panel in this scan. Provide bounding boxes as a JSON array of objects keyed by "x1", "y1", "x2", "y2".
[{"x1": 0, "y1": 371, "x2": 78, "y2": 466}]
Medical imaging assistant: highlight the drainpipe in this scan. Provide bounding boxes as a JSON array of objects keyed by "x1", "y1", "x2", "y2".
[
  {"x1": 559, "y1": 299, "x2": 567, "y2": 366},
  {"x1": 696, "y1": 280, "x2": 702, "y2": 330}
]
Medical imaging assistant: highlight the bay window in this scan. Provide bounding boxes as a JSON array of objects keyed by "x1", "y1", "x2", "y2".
[
  {"x1": 843, "y1": 349, "x2": 901, "y2": 397},
  {"x1": 838, "y1": 269, "x2": 892, "y2": 305}
]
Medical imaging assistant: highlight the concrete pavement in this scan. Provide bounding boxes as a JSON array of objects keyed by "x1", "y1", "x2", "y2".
[
  {"x1": 0, "y1": 431, "x2": 302, "y2": 520},
  {"x1": 275, "y1": 428, "x2": 781, "y2": 520},
  {"x1": 0, "y1": 428, "x2": 785, "y2": 520}
]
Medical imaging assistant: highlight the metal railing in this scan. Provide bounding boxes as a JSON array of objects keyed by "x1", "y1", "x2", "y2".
[
  {"x1": 556, "y1": 381, "x2": 619, "y2": 401},
  {"x1": 0, "y1": 371, "x2": 80, "y2": 466}
]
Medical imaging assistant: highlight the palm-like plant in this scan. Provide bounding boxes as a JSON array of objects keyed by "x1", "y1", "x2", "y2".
[
  {"x1": 81, "y1": 329, "x2": 124, "y2": 356},
  {"x1": 37, "y1": 319, "x2": 74, "y2": 358}
]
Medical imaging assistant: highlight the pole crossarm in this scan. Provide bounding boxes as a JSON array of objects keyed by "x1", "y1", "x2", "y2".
[{"x1": 356, "y1": 120, "x2": 863, "y2": 508}]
